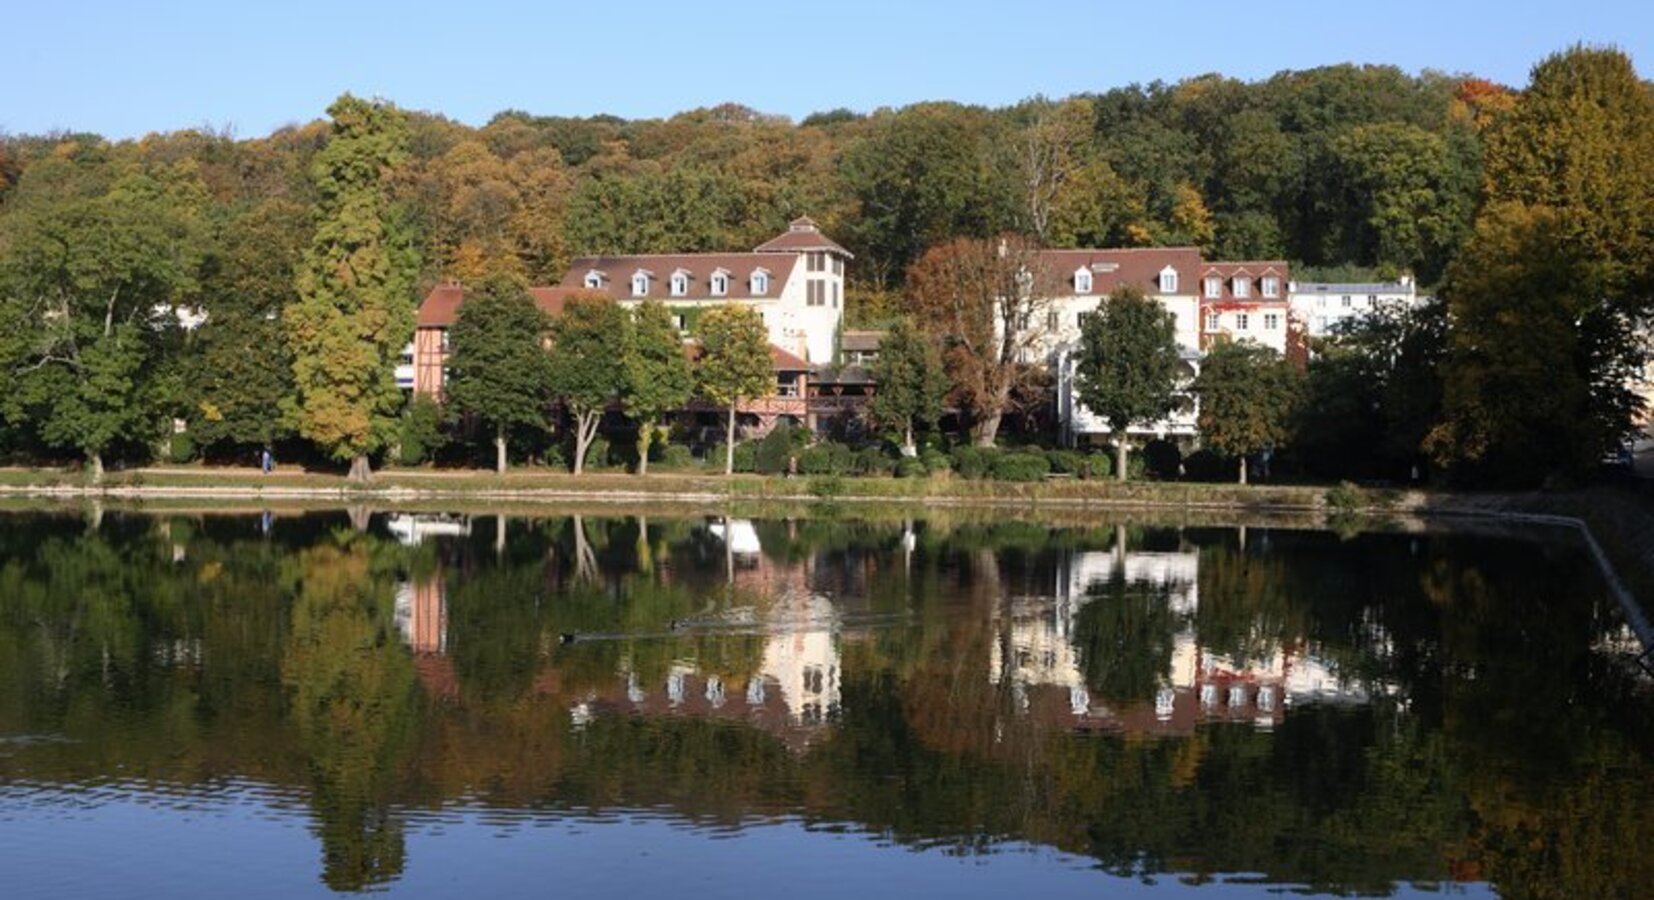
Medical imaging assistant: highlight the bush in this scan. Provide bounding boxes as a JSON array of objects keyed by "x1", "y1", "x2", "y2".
[
  {"x1": 950, "y1": 445, "x2": 999, "y2": 480},
  {"x1": 657, "y1": 444, "x2": 695, "y2": 469},
  {"x1": 1045, "y1": 449, "x2": 1089, "y2": 477},
  {"x1": 732, "y1": 442, "x2": 758, "y2": 473},
  {"x1": 755, "y1": 426, "x2": 800, "y2": 475},
  {"x1": 168, "y1": 431, "x2": 196, "y2": 465},
  {"x1": 1184, "y1": 449, "x2": 1231, "y2": 482},
  {"x1": 398, "y1": 395, "x2": 446, "y2": 466},
  {"x1": 895, "y1": 455, "x2": 928, "y2": 479},
  {"x1": 991, "y1": 452, "x2": 1051, "y2": 482},
  {"x1": 854, "y1": 444, "x2": 895, "y2": 476},
  {"x1": 1144, "y1": 440, "x2": 1183, "y2": 480},
  {"x1": 582, "y1": 436, "x2": 612, "y2": 470},
  {"x1": 1326, "y1": 481, "x2": 1365, "y2": 513},
  {"x1": 800, "y1": 442, "x2": 854, "y2": 475},
  {"x1": 808, "y1": 475, "x2": 845, "y2": 500},
  {"x1": 920, "y1": 447, "x2": 950, "y2": 475}
]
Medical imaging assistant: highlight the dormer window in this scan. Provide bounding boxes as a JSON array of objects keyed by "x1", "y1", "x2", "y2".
[
  {"x1": 669, "y1": 270, "x2": 690, "y2": 297},
  {"x1": 1204, "y1": 275, "x2": 1222, "y2": 299},
  {"x1": 1159, "y1": 266, "x2": 1178, "y2": 293},
  {"x1": 751, "y1": 270, "x2": 770, "y2": 295},
  {"x1": 1074, "y1": 269, "x2": 1093, "y2": 294},
  {"x1": 631, "y1": 272, "x2": 651, "y2": 297},
  {"x1": 1262, "y1": 276, "x2": 1280, "y2": 298},
  {"x1": 710, "y1": 269, "x2": 729, "y2": 296},
  {"x1": 583, "y1": 270, "x2": 603, "y2": 289},
  {"x1": 1234, "y1": 277, "x2": 1251, "y2": 298}
]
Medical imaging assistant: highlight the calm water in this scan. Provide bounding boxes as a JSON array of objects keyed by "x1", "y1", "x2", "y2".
[{"x1": 1, "y1": 509, "x2": 1650, "y2": 899}]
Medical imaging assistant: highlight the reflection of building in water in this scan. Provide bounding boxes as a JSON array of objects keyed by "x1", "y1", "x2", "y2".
[
  {"x1": 395, "y1": 572, "x2": 458, "y2": 701},
  {"x1": 995, "y1": 546, "x2": 1382, "y2": 735},
  {"x1": 386, "y1": 513, "x2": 471, "y2": 547}
]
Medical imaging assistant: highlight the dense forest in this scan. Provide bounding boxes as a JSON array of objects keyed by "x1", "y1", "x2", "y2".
[{"x1": 0, "y1": 47, "x2": 1649, "y2": 485}]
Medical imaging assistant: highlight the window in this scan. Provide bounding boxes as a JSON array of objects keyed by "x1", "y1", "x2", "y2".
[
  {"x1": 1046, "y1": 310, "x2": 1059, "y2": 330},
  {"x1": 710, "y1": 272, "x2": 728, "y2": 296},
  {"x1": 832, "y1": 257, "x2": 844, "y2": 276},
  {"x1": 831, "y1": 282, "x2": 839, "y2": 308},
  {"x1": 1234, "y1": 277, "x2": 1251, "y2": 298},
  {"x1": 1204, "y1": 275, "x2": 1222, "y2": 298},
  {"x1": 751, "y1": 271, "x2": 769, "y2": 294},
  {"x1": 807, "y1": 280, "x2": 827, "y2": 306},
  {"x1": 1264, "y1": 313, "x2": 1279, "y2": 330},
  {"x1": 1262, "y1": 276, "x2": 1280, "y2": 298},
  {"x1": 672, "y1": 313, "x2": 688, "y2": 332},
  {"x1": 631, "y1": 273, "x2": 650, "y2": 297},
  {"x1": 439, "y1": 330, "x2": 451, "y2": 351},
  {"x1": 807, "y1": 251, "x2": 825, "y2": 272},
  {"x1": 1205, "y1": 313, "x2": 1220, "y2": 331},
  {"x1": 1075, "y1": 269, "x2": 1093, "y2": 294},
  {"x1": 1341, "y1": 295, "x2": 1352, "y2": 308},
  {"x1": 1236, "y1": 313, "x2": 1250, "y2": 330},
  {"x1": 1078, "y1": 311, "x2": 1095, "y2": 330},
  {"x1": 669, "y1": 272, "x2": 688, "y2": 297},
  {"x1": 1159, "y1": 267, "x2": 1178, "y2": 293},
  {"x1": 1367, "y1": 294, "x2": 1377, "y2": 305},
  {"x1": 583, "y1": 271, "x2": 603, "y2": 289}
]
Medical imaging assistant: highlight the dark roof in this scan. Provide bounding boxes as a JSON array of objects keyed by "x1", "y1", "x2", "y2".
[
  {"x1": 753, "y1": 216, "x2": 853, "y2": 257},
  {"x1": 812, "y1": 364, "x2": 875, "y2": 385},
  {"x1": 416, "y1": 283, "x2": 582, "y2": 328},
  {"x1": 840, "y1": 330, "x2": 885, "y2": 353},
  {"x1": 559, "y1": 253, "x2": 801, "y2": 301},
  {"x1": 685, "y1": 341, "x2": 812, "y2": 372},
  {"x1": 1037, "y1": 247, "x2": 1204, "y2": 296}
]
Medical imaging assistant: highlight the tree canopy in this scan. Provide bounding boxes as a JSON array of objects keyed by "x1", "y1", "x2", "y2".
[
  {"x1": 1073, "y1": 284, "x2": 1183, "y2": 481},
  {"x1": 623, "y1": 299, "x2": 693, "y2": 475},
  {"x1": 1194, "y1": 340, "x2": 1303, "y2": 483},
  {"x1": 444, "y1": 276, "x2": 553, "y2": 474},
  {"x1": 695, "y1": 304, "x2": 772, "y2": 475}
]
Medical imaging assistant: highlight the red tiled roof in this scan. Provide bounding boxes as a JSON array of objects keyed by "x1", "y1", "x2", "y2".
[
  {"x1": 1198, "y1": 261, "x2": 1291, "y2": 304},
  {"x1": 684, "y1": 341, "x2": 812, "y2": 372},
  {"x1": 754, "y1": 217, "x2": 853, "y2": 257},
  {"x1": 560, "y1": 253, "x2": 802, "y2": 301},
  {"x1": 415, "y1": 283, "x2": 585, "y2": 328},
  {"x1": 1037, "y1": 247, "x2": 1204, "y2": 296}
]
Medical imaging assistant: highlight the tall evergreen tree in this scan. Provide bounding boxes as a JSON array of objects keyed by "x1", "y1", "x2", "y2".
[
  {"x1": 283, "y1": 95, "x2": 417, "y2": 483},
  {"x1": 1073, "y1": 285, "x2": 1182, "y2": 481},
  {"x1": 868, "y1": 317, "x2": 948, "y2": 455},
  {"x1": 623, "y1": 300, "x2": 692, "y2": 475},
  {"x1": 695, "y1": 305, "x2": 773, "y2": 475},
  {"x1": 1194, "y1": 340, "x2": 1303, "y2": 484},
  {"x1": 444, "y1": 277, "x2": 553, "y2": 475},
  {"x1": 547, "y1": 295, "x2": 630, "y2": 475}
]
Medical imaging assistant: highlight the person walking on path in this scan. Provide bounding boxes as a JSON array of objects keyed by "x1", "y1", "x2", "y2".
[{"x1": 261, "y1": 448, "x2": 273, "y2": 475}]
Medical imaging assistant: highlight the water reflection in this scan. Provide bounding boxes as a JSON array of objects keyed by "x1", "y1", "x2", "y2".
[{"x1": 0, "y1": 509, "x2": 1650, "y2": 898}]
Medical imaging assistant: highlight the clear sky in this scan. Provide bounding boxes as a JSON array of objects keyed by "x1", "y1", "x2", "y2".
[{"x1": 6, "y1": 0, "x2": 1651, "y2": 140}]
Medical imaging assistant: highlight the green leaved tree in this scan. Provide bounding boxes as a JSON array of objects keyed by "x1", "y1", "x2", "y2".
[
  {"x1": 1194, "y1": 340, "x2": 1303, "y2": 484},
  {"x1": 283, "y1": 95, "x2": 418, "y2": 483},
  {"x1": 444, "y1": 277, "x2": 553, "y2": 474},
  {"x1": 548, "y1": 295, "x2": 630, "y2": 474},
  {"x1": 695, "y1": 305, "x2": 773, "y2": 475},
  {"x1": 868, "y1": 317, "x2": 948, "y2": 455},
  {"x1": 624, "y1": 300, "x2": 692, "y2": 475},
  {"x1": 1073, "y1": 285, "x2": 1182, "y2": 482}
]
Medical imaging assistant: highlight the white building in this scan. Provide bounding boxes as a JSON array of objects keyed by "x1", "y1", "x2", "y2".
[{"x1": 1289, "y1": 277, "x2": 1422, "y2": 338}]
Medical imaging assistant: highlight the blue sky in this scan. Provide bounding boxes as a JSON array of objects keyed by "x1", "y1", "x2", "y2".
[{"x1": 6, "y1": 1, "x2": 1651, "y2": 139}]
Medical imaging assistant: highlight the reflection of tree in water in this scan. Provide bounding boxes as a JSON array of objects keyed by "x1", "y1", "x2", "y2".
[
  {"x1": 1072, "y1": 575, "x2": 1178, "y2": 707},
  {"x1": 280, "y1": 534, "x2": 417, "y2": 892}
]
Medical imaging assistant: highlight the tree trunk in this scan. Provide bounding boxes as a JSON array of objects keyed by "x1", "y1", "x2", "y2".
[
  {"x1": 1238, "y1": 454, "x2": 1248, "y2": 485},
  {"x1": 573, "y1": 411, "x2": 598, "y2": 475},
  {"x1": 903, "y1": 420, "x2": 916, "y2": 457},
  {"x1": 495, "y1": 426, "x2": 507, "y2": 476},
  {"x1": 1116, "y1": 435, "x2": 1129, "y2": 483},
  {"x1": 724, "y1": 405, "x2": 737, "y2": 476},
  {"x1": 348, "y1": 454, "x2": 372, "y2": 484},
  {"x1": 973, "y1": 411, "x2": 1002, "y2": 447},
  {"x1": 87, "y1": 451, "x2": 104, "y2": 484},
  {"x1": 636, "y1": 421, "x2": 651, "y2": 476}
]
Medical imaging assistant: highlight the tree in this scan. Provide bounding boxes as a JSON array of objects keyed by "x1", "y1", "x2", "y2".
[
  {"x1": 443, "y1": 277, "x2": 553, "y2": 474},
  {"x1": 1073, "y1": 285, "x2": 1182, "y2": 482},
  {"x1": 1326, "y1": 123, "x2": 1472, "y2": 282},
  {"x1": 905, "y1": 235, "x2": 1059, "y2": 446},
  {"x1": 695, "y1": 304, "x2": 772, "y2": 475},
  {"x1": 547, "y1": 294, "x2": 630, "y2": 474},
  {"x1": 623, "y1": 300, "x2": 692, "y2": 475},
  {"x1": 0, "y1": 160, "x2": 206, "y2": 480},
  {"x1": 283, "y1": 95, "x2": 417, "y2": 483},
  {"x1": 1194, "y1": 340, "x2": 1303, "y2": 483},
  {"x1": 868, "y1": 317, "x2": 949, "y2": 455}
]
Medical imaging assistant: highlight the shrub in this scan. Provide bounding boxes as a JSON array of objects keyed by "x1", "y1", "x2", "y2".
[
  {"x1": 895, "y1": 455, "x2": 928, "y2": 479},
  {"x1": 920, "y1": 447, "x2": 950, "y2": 475},
  {"x1": 755, "y1": 427, "x2": 799, "y2": 475},
  {"x1": 808, "y1": 475, "x2": 845, "y2": 500},
  {"x1": 1045, "y1": 449, "x2": 1088, "y2": 477},
  {"x1": 658, "y1": 444, "x2": 695, "y2": 469},
  {"x1": 398, "y1": 395, "x2": 446, "y2": 466},
  {"x1": 1144, "y1": 440, "x2": 1183, "y2": 480},
  {"x1": 168, "y1": 431, "x2": 196, "y2": 465},
  {"x1": 1326, "y1": 481, "x2": 1366, "y2": 513},
  {"x1": 800, "y1": 442, "x2": 854, "y2": 475},
  {"x1": 1184, "y1": 449, "x2": 1231, "y2": 482},
  {"x1": 582, "y1": 436, "x2": 612, "y2": 470},
  {"x1": 950, "y1": 445, "x2": 999, "y2": 480},
  {"x1": 854, "y1": 444, "x2": 895, "y2": 476},
  {"x1": 732, "y1": 442, "x2": 758, "y2": 473},
  {"x1": 991, "y1": 452, "x2": 1051, "y2": 482}
]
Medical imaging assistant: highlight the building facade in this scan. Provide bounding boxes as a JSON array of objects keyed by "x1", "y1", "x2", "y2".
[
  {"x1": 1288, "y1": 276, "x2": 1422, "y2": 338},
  {"x1": 1198, "y1": 261, "x2": 1292, "y2": 354}
]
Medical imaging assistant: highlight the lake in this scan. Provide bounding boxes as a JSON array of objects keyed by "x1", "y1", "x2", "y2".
[{"x1": 1, "y1": 507, "x2": 1649, "y2": 898}]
